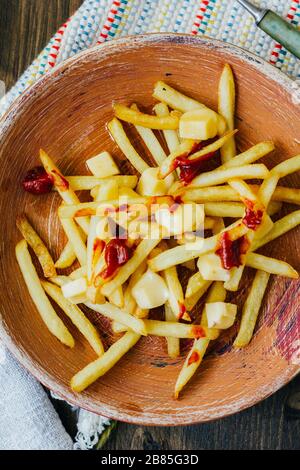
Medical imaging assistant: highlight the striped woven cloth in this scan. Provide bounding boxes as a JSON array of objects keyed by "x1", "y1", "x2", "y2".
[{"x1": 1, "y1": 0, "x2": 299, "y2": 117}]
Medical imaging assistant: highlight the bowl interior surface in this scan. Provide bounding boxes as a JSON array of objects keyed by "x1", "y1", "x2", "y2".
[{"x1": 0, "y1": 34, "x2": 299, "y2": 425}]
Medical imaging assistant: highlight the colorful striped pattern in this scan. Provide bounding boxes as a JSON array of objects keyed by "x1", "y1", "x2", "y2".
[{"x1": 1, "y1": 0, "x2": 299, "y2": 117}]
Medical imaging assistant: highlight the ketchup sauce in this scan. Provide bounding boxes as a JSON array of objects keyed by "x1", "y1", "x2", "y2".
[{"x1": 216, "y1": 232, "x2": 250, "y2": 270}]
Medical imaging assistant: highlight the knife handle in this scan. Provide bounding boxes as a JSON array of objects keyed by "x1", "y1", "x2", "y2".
[{"x1": 259, "y1": 10, "x2": 300, "y2": 59}]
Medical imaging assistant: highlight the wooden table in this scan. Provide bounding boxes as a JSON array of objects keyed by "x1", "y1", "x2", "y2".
[{"x1": 1, "y1": 0, "x2": 299, "y2": 450}]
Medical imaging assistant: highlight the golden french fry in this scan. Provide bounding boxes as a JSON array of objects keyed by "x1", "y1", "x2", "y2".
[
  {"x1": 59, "y1": 216, "x2": 87, "y2": 266},
  {"x1": 108, "y1": 118, "x2": 149, "y2": 174},
  {"x1": 200, "y1": 282, "x2": 227, "y2": 328},
  {"x1": 185, "y1": 271, "x2": 205, "y2": 298},
  {"x1": 164, "y1": 302, "x2": 180, "y2": 359},
  {"x1": 234, "y1": 270, "x2": 270, "y2": 348},
  {"x1": 258, "y1": 174, "x2": 280, "y2": 208},
  {"x1": 175, "y1": 282, "x2": 226, "y2": 398},
  {"x1": 15, "y1": 240, "x2": 74, "y2": 347},
  {"x1": 184, "y1": 281, "x2": 212, "y2": 311},
  {"x1": 163, "y1": 266, "x2": 190, "y2": 320},
  {"x1": 49, "y1": 275, "x2": 70, "y2": 287},
  {"x1": 69, "y1": 266, "x2": 87, "y2": 280},
  {"x1": 144, "y1": 320, "x2": 217, "y2": 340},
  {"x1": 188, "y1": 130, "x2": 238, "y2": 161},
  {"x1": 178, "y1": 183, "x2": 296, "y2": 204},
  {"x1": 158, "y1": 140, "x2": 196, "y2": 179},
  {"x1": 113, "y1": 103, "x2": 180, "y2": 130},
  {"x1": 148, "y1": 221, "x2": 248, "y2": 272},
  {"x1": 246, "y1": 252, "x2": 298, "y2": 278},
  {"x1": 218, "y1": 64, "x2": 236, "y2": 163},
  {"x1": 71, "y1": 331, "x2": 141, "y2": 392},
  {"x1": 58, "y1": 196, "x2": 147, "y2": 219},
  {"x1": 86, "y1": 302, "x2": 147, "y2": 336},
  {"x1": 131, "y1": 104, "x2": 167, "y2": 165},
  {"x1": 40, "y1": 149, "x2": 90, "y2": 234},
  {"x1": 66, "y1": 175, "x2": 138, "y2": 191},
  {"x1": 253, "y1": 210, "x2": 300, "y2": 251},
  {"x1": 203, "y1": 202, "x2": 248, "y2": 218},
  {"x1": 112, "y1": 321, "x2": 128, "y2": 333},
  {"x1": 101, "y1": 238, "x2": 162, "y2": 297},
  {"x1": 224, "y1": 266, "x2": 244, "y2": 292},
  {"x1": 55, "y1": 241, "x2": 77, "y2": 269},
  {"x1": 108, "y1": 286, "x2": 124, "y2": 309},
  {"x1": 16, "y1": 215, "x2": 56, "y2": 278},
  {"x1": 153, "y1": 81, "x2": 205, "y2": 112},
  {"x1": 221, "y1": 141, "x2": 275, "y2": 170},
  {"x1": 271, "y1": 154, "x2": 300, "y2": 178},
  {"x1": 154, "y1": 102, "x2": 180, "y2": 152},
  {"x1": 188, "y1": 164, "x2": 269, "y2": 188},
  {"x1": 42, "y1": 281, "x2": 104, "y2": 356}
]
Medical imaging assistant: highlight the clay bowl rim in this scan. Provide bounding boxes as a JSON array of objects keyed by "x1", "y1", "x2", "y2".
[{"x1": 0, "y1": 33, "x2": 299, "y2": 426}]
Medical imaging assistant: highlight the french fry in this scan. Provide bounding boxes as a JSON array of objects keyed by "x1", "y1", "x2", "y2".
[
  {"x1": 258, "y1": 174, "x2": 280, "y2": 208},
  {"x1": 40, "y1": 149, "x2": 90, "y2": 234},
  {"x1": 50, "y1": 275, "x2": 71, "y2": 287},
  {"x1": 164, "y1": 302, "x2": 180, "y2": 359},
  {"x1": 66, "y1": 175, "x2": 138, "y2": 191},
  {"x1": 59, "y1": 216, "x2": 87, "y2": 266},
  {"x1": 42, "y1": 281, "x2": 104, "y2": 356},
  {"x1": 108, "y1": 118, "x2": 149, "y2": 174},
  {"x1": 178, "y1": 184, "x2": 298, "y2": 204},
  {"x1": 212, "y1": 217, "x2": 225, "y2": 235},
  {"x1": 163, "y1": 266, "x2": 190, "y2": 321},
  {"x1": 218, "y1": 64, "x2": 236, "y2": 163},
  {"x1": 112, "y1": 321, "x2": 128, "y2": 333},
  {"x1": 175, "y1": 282, "x2": 226, "y2": 398},
  {"x1": 234, "y1": 270, "x2": 270, "y2": 348},
  {"x1": 154, "y1": 102, "x2": 180, "y2": 152},
  {"x1": 58, "y1": 196, "x2": 147, "y2": 219},
  {"x1": 158, "y1": 140, "x2": 196, "y2": 179},
  {"x1": 184, "y1": 280, "x2": 212, "y2": 312},
  {"x1": 224, "y1": 266, "x2": 244, "y2": 292},
  {"x1": 246, "y1": 252, "x2": 298, "y2": 278},
  {"x1": 253, "y1": 210, "x2": 300, "y2": 251},
  {"x1": 185, "y1": 272, "x2": 206, "y2": 298},
  {"x1": 69, "y1": 266, "x2": 87, "y2": 280},
  {"x1": 271, "y1": 154, "x2": 300, "y2": 178},
  {"x1": 113, "y1": 103, "x2": 180, "y2": 130},
  {"x1": 221, "y1": 141, "x2": 275, "y2": 170},
  {"x1": 55, "y1": 242, "x2": 77, "y2": 269},
  {"x1": 15, "y1": 240, "x2": 74, "y2": 347},
  {"x1": 131, "y1": 104, "x2": 167, "y2": 165},
  {"x1": 85, "y1": 302, "x2": 147, "y2": 336},
  {"x1": 153, "y1": 81, "x2": 205, "y2": 112},
  {"x1": 149, "y1": 221, "x2": 249, "y2": 272},
  {"x1": 71, "y1": 331, "x2": 141, "y2": 392},
  {"x1": 188, "y1": 164, "x2": 269, "y2": 188},
  {"x1": 188, "y1": 130, "x2": 238, "y2": 161},
  {"x1": 108, "y1": 286, "x2": 124, "y2": 309},
  {"x1": 203, "y1": 202, "x2": 252, "y2": 218},
  {"x1": 101, "y1": 238, "x2": 162, "y2": 297},
  {"x1": 16, "y1": 215, "x2": 56, "y2": 278},
  {"x1": 144, "y1": 320, "x2": 218, "y2": 340}
]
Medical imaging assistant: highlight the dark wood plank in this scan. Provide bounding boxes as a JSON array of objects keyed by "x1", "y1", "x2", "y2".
[
  {"x1": 104, "y1": 374, "x2": 300, "y2": 450},
  {"x1": 1, "y1": 0, "x2": 299, "y2": 451},
  {"x1": 0, "y1": 0, "x2": 82, "y2": 89}
]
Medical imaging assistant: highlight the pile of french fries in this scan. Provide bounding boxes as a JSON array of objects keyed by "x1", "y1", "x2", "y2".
[{"x1": 16, "y1": 64, "x2": 300, "y2": 399}]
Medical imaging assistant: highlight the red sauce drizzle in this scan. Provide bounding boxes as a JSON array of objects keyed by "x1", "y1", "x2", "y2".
[
  {"x1": 188, "y1": 351, "x2": 200, "y2": 366},
  {"x1": 174, "y1": 152, "x2": 216, "y2": 185},
  {"x1": 192, "y1": 325, "x2": 206, "y2": 339},
  {"x1": 216, "y1": 232, "x2": 250, "y2": 270},
  {"x1": 100, "y1": 239, "x2": 133, "y2": 280},
  {"x1": 178, "y1": 303, "x2": 187, "y2": 320},
  {"x1": 242, "y1": 199, "x2": 264, "y2": 230},
  {"x1": 51, "y1": 169, "x2": 69, "y2": 191},
  {"x1": 22, "y1": 166, "x2": 54, "y2": 195}
]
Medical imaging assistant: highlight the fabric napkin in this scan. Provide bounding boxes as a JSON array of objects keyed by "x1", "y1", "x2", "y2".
[{"x1": 0, "y1": 0, "x2": 299, "y2": 451}]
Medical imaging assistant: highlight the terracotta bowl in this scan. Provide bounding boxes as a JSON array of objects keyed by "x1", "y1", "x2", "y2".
[{"x1": 0, "y1": 34, "x2": 299, "y2": 426}]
